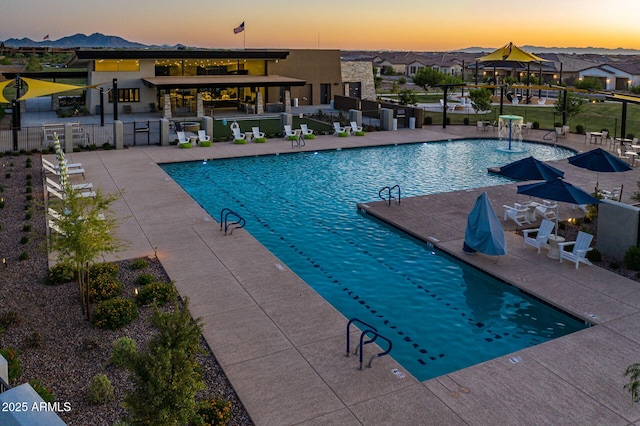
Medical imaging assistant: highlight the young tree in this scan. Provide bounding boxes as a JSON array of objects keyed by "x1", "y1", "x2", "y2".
[
  {"x1": 49, "y1": 135, "x2": 123, "y2": 320},
  {"x1": 398, "y1": 89, "x2": 418, "y2": 106},
  {"x1": 122, "y1": 300, "x2": 205, "y2": 425},
  {"x1": 554, "y1": 91, "x2": 583, "y2": 121},
  {"x1": 412, "y1": 67, "x2": 444, "y2": 92},
  {"x1": 468, "y1": 88, "x2": 493, "y2": 113}
]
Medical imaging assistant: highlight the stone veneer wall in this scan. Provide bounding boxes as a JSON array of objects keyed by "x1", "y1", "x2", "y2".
[{"x1": 341, "y1": 61, "x2": 376, "y2": 101}]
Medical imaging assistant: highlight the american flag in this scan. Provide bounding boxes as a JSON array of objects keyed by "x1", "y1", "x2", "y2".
[{"x1": 233, "y1": 22, "x2": 244, "y2": 34}]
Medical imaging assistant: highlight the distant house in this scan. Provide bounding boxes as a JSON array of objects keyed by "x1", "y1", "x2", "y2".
[{"x1": 578, "y1": 62, "x2": 640, "y2": 91}]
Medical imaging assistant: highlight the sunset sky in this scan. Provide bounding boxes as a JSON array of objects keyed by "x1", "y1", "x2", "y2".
[{"x1": 2, "y1": 0, "x2": 640, "y2": 51}]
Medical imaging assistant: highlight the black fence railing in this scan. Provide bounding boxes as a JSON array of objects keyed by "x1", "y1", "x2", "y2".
[{"x1": 0, "y1": 374, "x2": 11, "y2": 393}]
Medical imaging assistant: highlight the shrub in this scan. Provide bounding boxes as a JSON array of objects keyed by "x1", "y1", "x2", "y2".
[
  {"x1": 0, "y1": 310, "x2": 21, "y2": 329},
  {"x1": 199, "y1": 140, "x2": 213, "y2": 147},
  {"x1": 179, "y1": 142, "x2": 193, "y2": 148},
  {"x1": 136, "y1": 282, "x2": 176, "y2": 306},
  {"x1": 89, "y1": 273, "x2": 123, "y2": 302},
  {"x1": 624, "y1": 246, "x2": 640, "y2": 271},
  {"x1": 354, "y1": 131, "x2": 366, "y2": 136},
  {"x1": 90, "y1": 262, "x2": 119, "y2": 279},
  {"x1": 197, "y1": 398, "x2": 233, "y2": 425},
  {"x1": 532, "y1": 121, "x2": 540, "y2": 129},
  {"x1": 130, "y1": 258, "x2": 148, "y2": 270},
  {"x1": 25, "y1": 331, "x2": 43, "y2": 348},
  {"x1": 110, "y1": 337, "x2": 138, "y2": 368},
  {"x1": 233, "y1": 139, "x2": 246, "y2": 144},
  {"x1": 445, "y1": 117, "x2": 451, "y2": 125},
  {"x1": 463, "y1": 117, "x2": 469, "y2": 125},
  {"x1": 22, "y1": 223, "x2": 31, "y2": 232},
  {"x1": 88, "y1": 374, "x2": 115, "y2": 404},
  {"x1": 575, "y1": 124, "x2": 585, "y2": 134},
  {"x1": 586, "y1": 248, "x2": 602, "y2": 262},
  {"x1": 0, "y1": 347, "x2": 22, "y2": 382},
  {"x1": 93, "y1": 298, "x2": 139, "y2": 330},
  {"x1": 18, "y1": 252, "x2": 28, "y2": 261},
  {"x1": 135, "y1": 273, "x2": 156, "y2": 286},
  {"x1": 19, "y1": 236, "x2": 29, "y2": 245},
  {"x1": 30, "y1": 378, "x2": 55, "y2": 403},
  {"x1": 424, "y1": 116, "x2": 433, "y2": 125},
  {"x1": 46, "y1": 262, "x2": 76, "y2": 285}
]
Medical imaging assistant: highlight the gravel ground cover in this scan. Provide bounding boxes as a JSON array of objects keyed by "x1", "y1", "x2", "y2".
[{"x1": 0, "y1": 153, "x2": 252, "y2": 425}]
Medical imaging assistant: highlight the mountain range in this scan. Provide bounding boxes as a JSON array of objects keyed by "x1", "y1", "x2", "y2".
[
  {"x1": 2, "y1": 33, "x2": 175, "y2": 49},
  {"x1": 2, "y1": 33, "x2": 640, "y2": 55}
]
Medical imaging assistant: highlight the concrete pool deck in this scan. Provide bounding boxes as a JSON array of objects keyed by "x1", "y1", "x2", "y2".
[{"x1": 51, "y1": 126, "x2": 640, "y2": 425}]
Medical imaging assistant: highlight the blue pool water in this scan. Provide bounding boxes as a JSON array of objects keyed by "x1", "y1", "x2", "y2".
[{"x1": 162, "y1": 139, "x2": 587, "y2": 381}]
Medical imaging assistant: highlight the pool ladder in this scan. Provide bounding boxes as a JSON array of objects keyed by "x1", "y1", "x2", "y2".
[
  {"x1": 379, "y1": 185, "x2": 401, "y2": 206},
  {"x1": 346, "y1": 318, "x2": 393, "y2": 370},
  {"x1": 220, "y1": 208, "x2": 246, "y2": 235}
]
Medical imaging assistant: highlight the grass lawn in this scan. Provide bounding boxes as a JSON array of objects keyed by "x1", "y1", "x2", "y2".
[{"x1": 424, "y1": 100, "x2": 640, "y2": 137}]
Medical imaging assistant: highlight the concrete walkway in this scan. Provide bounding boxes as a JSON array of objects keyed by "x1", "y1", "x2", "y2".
[{"x1": 50, "y1": 126, "x2": 640, "y2": 425}]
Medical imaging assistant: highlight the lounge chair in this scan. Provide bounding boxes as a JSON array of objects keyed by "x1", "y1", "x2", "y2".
[
  {"x1": 231, "y1": 128, "x2": 247, "y2": 144},
  {"x1": 46, "y1": 184, "x2": 95, "y2": 200},
  {"x1": 350, "y1": 121, "x2": 363, "y2": 134},
  {"x1": 177, "y1": 131, "x2": 191, "y2": 148},
  {"x1": 283, "y1": 125, "x2": 301, "y2": 139},
  {"x1": 299, "y1": 124, "x2": 313, "y2": 136},
  {"x1": 251, "y1": 127, "x2": 266, "y2": 139},
  {"x1": 42, "y1": 157, "x2": 83, "y2": 171},
  {"x1": 46, "y1": 177, "x2": 93, "y2": 193},
  {"x1": 333, "y1": 122, "x2": 351, "y2": 136},
  {"x1": 42, "y1": 162, "x2": 85, "y2": 179},
  {"x1": 502, "y1": 203, "x2": 531, "y2": 226},
  {"x1": 197, "y1": 130, "x2": 210, "y2": 143},
  {"x1": 558, "y1": 231, "x2": 594, "y2": 269},
  {"x1": 523, "y1": 219, "x2": 555, "y2": 254},
  {"x1": 534, "y1": 200, "x2": 558, "y2": 221}
]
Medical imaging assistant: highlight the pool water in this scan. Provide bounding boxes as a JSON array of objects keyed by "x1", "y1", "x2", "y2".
[{"x1": 162, "y1": 139, "x2": 587, "y2": 381}]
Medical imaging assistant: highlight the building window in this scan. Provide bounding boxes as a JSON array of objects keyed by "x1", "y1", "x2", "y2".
[
  {"x1": 95, "y1": 60, "x2": 140, "y2": 72},
  {"x1": 108, "y1": 88, "x2": 140, "y2": 103}
]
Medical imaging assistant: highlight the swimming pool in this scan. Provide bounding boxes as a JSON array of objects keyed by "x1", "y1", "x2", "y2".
[{"x1": 162, "y1": 139, "x2": 587, "y2": 381}]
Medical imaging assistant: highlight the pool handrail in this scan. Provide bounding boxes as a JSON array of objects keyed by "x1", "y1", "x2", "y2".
[
  {"x1": 359, "y1": 328, "x2": 393, "y2": 370},
  {"x1": 346, "y1": 317, "x2": 378, "y2": 357}
]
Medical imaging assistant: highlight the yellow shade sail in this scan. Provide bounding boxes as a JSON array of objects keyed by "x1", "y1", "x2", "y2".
[
  {"x1": 0, "y1": 80, "x2": 13, "y2": 104},
  {"x1": 477, "y1": 42, "x2": 550, "y2": 63},
  {"x1": 17, "y1": 77, "x2": 88, "y2": 101}
]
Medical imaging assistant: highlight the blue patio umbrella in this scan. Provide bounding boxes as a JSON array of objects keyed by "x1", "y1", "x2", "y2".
[
  {"x1": 496, "y1": 156, "x2": 565, "y2": 181},
  {"x1": 517, "y1": 178, "x2": 600, "y2": 233},
  {"x1": 463, "y1": 192, "x2": 507, "y2": 256},
  {"x1": 567, "y1": 148, "x2": 632, "y2": 173},
  {"x1": 567, "y1": 147, "x2": 632, "y2": 195}
]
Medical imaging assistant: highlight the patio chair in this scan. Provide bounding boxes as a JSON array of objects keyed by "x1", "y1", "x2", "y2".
[
  {"x1": 534, "y1": 200, "x2": 558, "y2": 221},
  {"x1": 232, "y1": 128, "x2": 247, "y2": 144},
  {"x1": 42, "y1": 162, "x2": 85, "y2": 179},
  {"x1": 251, "y1": 126, "x2": 266, "y2": 139},
  {"x1": 558, "y1": 231, "x2": 594, "y2": 269},
  {"x1": 350, "y1": 121, "x2": 363, "y2": 134},
  {"x1": 42, "y1": 157, "x2": 83, "y2": 171},
  {"x1": 598, "y1": 187, "x2": 621, "y2": 200},
  {"x1": 299, "y1": 124, "x2": 313, "y2": 136},
  {"x1": 523, "y1": 219, "x2": 555, "y2": 254},
  {"x1": 46, "y1": 177, "x2": 93, "y2": 193},
  {"x1": 283, "y1": 125, "x2": 300, "y2": 139},
  {"x1": 46, "y1": 184, "x2": 95, "y2": 200},
  {"x1": 177, "y1": 131, "x2": 191, "y2": 148},
  {"x1": 333, "y1": 122, "x2": 351, "y2": 136},
  {"x1": 197, "y1": 130, "x2": 210, "y2": 143},
  {"x1": 502, "y1": 203, "x2": 531, "y2": 227}
]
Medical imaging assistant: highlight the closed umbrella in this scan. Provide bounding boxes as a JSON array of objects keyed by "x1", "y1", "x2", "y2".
[
  {"x1": 496, "y1": 156, "x2": 564, "y2": 181},
  {"x1": 463, "y1": 192, "x2": 507, "y2": 256},
  {"x1": 517, "y1": 178, "x2": 600, "y2": 234}
]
